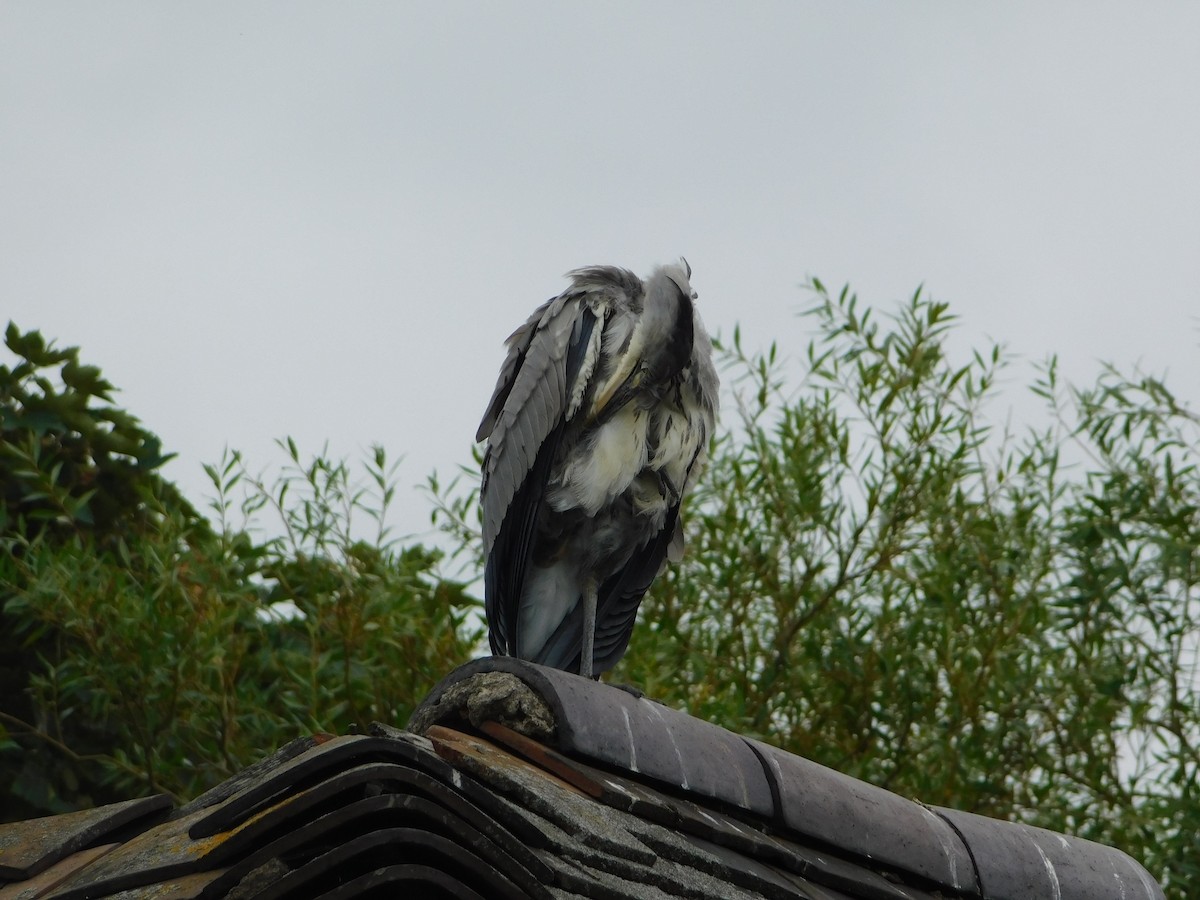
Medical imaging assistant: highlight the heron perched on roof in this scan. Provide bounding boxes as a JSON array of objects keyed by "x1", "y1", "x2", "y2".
[{"x1": 477, "y1": 259, "x2": 719, "y2": 678}]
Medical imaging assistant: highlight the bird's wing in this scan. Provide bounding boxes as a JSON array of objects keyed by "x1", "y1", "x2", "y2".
[
  {"x1": 481, "y1": 280, "x2": 619, "y2": 656},
  {"x1": 485, "y1": 424, "x2": 566, "y2": 656},
  {"x1": 479, "y1": 290, "x2": 605, "y2": 553},
  {"x1": 591, "y1": 502, "x2": 681, "y2": 673},
  {"x1": 476, "y1": 298, "x2": 553, "y2": 445}
]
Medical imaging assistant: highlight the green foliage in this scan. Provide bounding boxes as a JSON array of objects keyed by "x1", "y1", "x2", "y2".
[
  {"x1": 1, "y1": 326, "x2": 480, "y2": 811},
  {"x1": 0, "y1": 323, "x2": 185, "y2": 539},
  {"x1": 5, "y1": 507, "x2": 264, "y2": 800},
  {"x1": 211, "y1": 442, "x2": 480, "y2": 742},
  {"x1": 606, "y1": 284, "x2": 1199, "y2": 897},
  {"x1": 0, "y1": 324, "x2": 201, "y2": 815}
]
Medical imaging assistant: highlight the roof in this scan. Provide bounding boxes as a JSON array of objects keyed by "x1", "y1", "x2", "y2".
[{"x1": 0, "y1": 657, "x2": 1165, "y2": 900}]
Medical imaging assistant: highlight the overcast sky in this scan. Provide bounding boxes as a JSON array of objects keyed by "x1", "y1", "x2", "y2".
[{"x1": 4, "y1": 4, "x2": 1199, "y2": 546}]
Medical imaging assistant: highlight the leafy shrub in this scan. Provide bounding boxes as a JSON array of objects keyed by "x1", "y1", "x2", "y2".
[
  {"x1": 610, "y1": 285, "x2": 1199, "y2": 896},
  {"x1": 1, "y1": 327, "x2": 480, "y2": 810}
]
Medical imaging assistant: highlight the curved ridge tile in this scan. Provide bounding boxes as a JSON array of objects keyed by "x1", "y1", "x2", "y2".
[
  {"x1": 413, "y1": 657, "x2": 774, "y2": 815},
  {"x1": 745, "y1": 738, "x2": 979, "y2": 896},
  {"x1": 933, "y1": 807, "x2": 1165, "y2": 900}
]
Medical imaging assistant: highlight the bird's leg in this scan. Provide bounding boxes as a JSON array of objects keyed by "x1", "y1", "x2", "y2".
[{"x1": 580, "y1": 575, "x2": 597, "y2": 678}]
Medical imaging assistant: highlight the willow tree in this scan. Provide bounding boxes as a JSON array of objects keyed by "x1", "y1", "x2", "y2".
[{"x1": 611, "y1": 285, "x2": 1198, "y2": 897}]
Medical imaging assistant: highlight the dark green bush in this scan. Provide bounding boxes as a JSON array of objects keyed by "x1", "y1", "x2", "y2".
[{"x1": 1, "y1": 326, "x2": 480, "y2": 811}]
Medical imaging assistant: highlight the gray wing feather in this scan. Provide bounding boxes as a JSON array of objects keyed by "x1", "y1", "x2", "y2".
[
  {"x1": 476, "y1": 299, "x2": 553, "y2": 444},
  {"x1": 480, "y1": 293, "x2": 581, "y2": 553}
]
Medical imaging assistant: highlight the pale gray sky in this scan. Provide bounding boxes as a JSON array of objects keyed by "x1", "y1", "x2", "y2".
[{"x1": 4, "y1": 3, "x2": 1199, "y2": 544}]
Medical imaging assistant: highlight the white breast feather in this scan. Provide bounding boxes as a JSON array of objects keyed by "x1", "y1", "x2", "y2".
[
  {"x1": 551, "y1": 406, "x2": 648, "y2": 515},
  {"x1": 650, "y1": 412, "x2": 695, "y2": 473},
  {"x1": 651, "y1": 389, "x2": 709, "y2": 493}
]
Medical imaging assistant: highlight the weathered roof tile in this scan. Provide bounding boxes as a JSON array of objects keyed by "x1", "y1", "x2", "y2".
[
  {"x1": 0, "y1": 796, "x2": 169, "y2": 882},
  {"x1": 421, "y1": 657, "x2": 776, "y2": 814},
  {"x1": 0, "y1": 658, "x2": 1166, "y2": 899}
]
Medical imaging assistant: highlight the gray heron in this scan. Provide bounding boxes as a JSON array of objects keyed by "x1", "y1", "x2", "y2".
[{"x1": 477, "y1": 259, "x2": 719, "y2": 678}]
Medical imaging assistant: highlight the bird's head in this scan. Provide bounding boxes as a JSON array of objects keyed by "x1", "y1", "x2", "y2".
[{"x1": 661, "y1": 257, "x2": 697, "y2": 301}]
